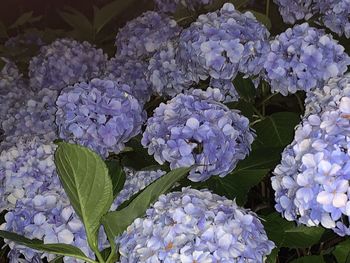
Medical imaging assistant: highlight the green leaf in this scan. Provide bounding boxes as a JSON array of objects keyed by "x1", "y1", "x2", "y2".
[
  {"x1": 10, "y1": 11, "x2": 34, "y2": 29},
  {"x1": 93, "y1": 0, "x2": 138, "y2": 34},
  {"x1": 0, "y1": 231, "x2": 95, "y2": 263},
  {"x1": 54, "y1": 142, "x2": 113, "y2": 251},
  {"x1": 248, "y1": 10, "x2": 272, "y2": 30},
  {"x1": 59, "y1": 7, "x2": 93, "y2": 40},
  {"x1": 102, "y1": 167, "x2": 191, "y2": 237},
  {"x1": 253, "y1": 112, "x2": 300, "y2": 148},
  {"x1": 262, "y1": 213, "x2": 325, "y2": 248},
  {"x1": 266, "y1": 248, "x2": 279, "y2": 263},
  {"x1": 48, "y1": 256, "x2": 64, "y2": 263},
  {"x1": 290, "y1": 255, "x2": 325, "y2": 263},
  {"x1": 233, "y1": 75, "x2": 256, "y2": 102},
  {"x1": 105, "y1": 160, "x2": 126, "y2": 199},
  {"x1": 333, "y1": 239, "x2": 350, "y2": 263},
  {"x1": 0, "y1": 22, "x2": 8, "y2": 38}
]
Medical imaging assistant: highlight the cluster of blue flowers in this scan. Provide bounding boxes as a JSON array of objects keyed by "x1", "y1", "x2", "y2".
[
  {"x1": 154, "y1": 0, "x2": 213, "y2": 14},
  {"x1": 264, "y1": 23, "x2": 350, "y2": 95},
  {"x1": 115, "y1": 11, "x2": 180, "y2": 59},
  {"x1": 272, "y1": 95, "x2": 350, "y2": 236},
  {"x1": 56, "y1": 78, "x2": 145, "y2": 157},
  {"x1": 29, "y1": 38, "x2": 107, "y2": 91},
  {"x1": 118, "y1": 187, "x2": 275, "y2": 262},
  {"x1": 274, "y1": 0, "x2": 350, "y2": 38},
  {"x1": 177, "y1": 3, "x2": 270, "y2": 100},
  {"x1": 142, "y1": 89, "x2": 255, "y2": 182}
]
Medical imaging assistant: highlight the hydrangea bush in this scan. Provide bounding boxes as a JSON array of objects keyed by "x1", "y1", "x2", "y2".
[{"x1": 0, "y1": 0, "x2": 350, "y2": 262}]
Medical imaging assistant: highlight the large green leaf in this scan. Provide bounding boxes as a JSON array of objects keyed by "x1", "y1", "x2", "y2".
[
  {"x1": 102, "y1": 167, "x2": 191, "y2": 237},
  {"x1": 105, "y1": 160, "x2": 126, "y2": 199},
  {"x1": 54, "y1": 142, "x2": 113, "y2": 251},
  {"x1": 233, "y1": 75, "x2": 256, "y2": 102},
  {"x1": 0, "y1": 231, "x2": 95, "y2": 263},
  {"x1": 262, "y1": 213, "x2": 325, "y2": 248},
  {"x1": 290, "y1": 255, "x2": 325, "y2": 263},
  {"x1": 266, "y1": 248, "x2": 279, "y2": 263},
  {"x1": 10, "y1": 11, "x2": 34, "y2": 29},
  {"x1": 253, "y1": 112, "x2": 300, "y2": 148},
  {"x1": 333, "y1": 239, "x2": 350, "y2": 263}
]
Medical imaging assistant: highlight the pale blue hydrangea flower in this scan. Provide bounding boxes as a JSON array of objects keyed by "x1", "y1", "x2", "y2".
[
  {"x1": 264, "y1": 23, "x2": 350, "y2": 96},
  {"x1": 322, "y1": 0, "x2": 350, "y2": 38},
  {"x1": 115, "y1": 11, "x2": 181, "y2": 59},
  {"x1": 1, "y1": 88, "x2": 58, "y2": 149},
  {"x1": 105, "y1": 57, "x2": 152, "y2": 105},
  {"x1": 273, "y1": 0, "x2": 317, "y2": 24},
  {"x1": 208, "y1": 78, "x2": 239, "y2": 102},
  {"x1": 29, "y1": 38, "x2": 107, "y2": 91},
  {"x1": 142, "y1": 90, "x2": 255, "y2": 182},
  {"x1": 0, "y1": 136, "x2": 61, "y2": 213},
  {"x1": 177, "y1": 3, "x2": 270, "y2": 83},
  {"x1": 272, "y1": 97, "x2": 350, "y2": 236},
  {"x1": 148, "y1": 41, "x2": 193, "y2": 98},
  {"x1": 118, "y1": 187, "x2": 275, "y2": 262},
  {"x1": 304, "y1": 73, "x2": 350, "y2": 116},
  {"x1": 111, "y1": 169, "x2": 166, "y2": 210},
  {"x1": 56, "y1": 78, "x2": 146, "y2": 158},
  {"x1": 154, "y1": 0, "x2": 214, "y2": 14}
]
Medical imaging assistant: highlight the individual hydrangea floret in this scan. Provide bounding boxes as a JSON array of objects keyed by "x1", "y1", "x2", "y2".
[
  {"x1": 272, "y1": 97, "x2": 350, "y2": 236},
  {"x1": 322, "y1": 0, "x2": 350, "y2": 38},
  {"x1": 0, "y1": 136, "x2": 61, "y2": 213},
  {"x1": 304, "y1": 73, "x2": 350, "y2": 116},
  {"x1": 177, "y1": 3, "x2": 270, "y2": 83},
  {"x1": 29, "y1": 38, "x2": 107, "y2": 91},
  {"x1": 264, "y1": 23, "x2": 350, "y2": 96},
  {"x1": 105, "y1": 57, "x2": 152, "y2": 104},
  {"x1": 154, "y1": 0, "x2": 214, "y2": 14},
  {"x1": 115, "y1": 11, "x2": 181, "y2": 59},
  {"x1": 118, "y1": 187, "x2": 275, "y2": 262},
  {"x1": 1, "y1": 88, "x2": 59, "y2": 149},
  {"x1": 142, "y1": 90, "x2": 255, "y2": 182},
  {"x1": 56, "y1": 78, "x2": 146, "y2": 157},
  {"x1": 111, "y1": 169, "x2": 166, "y2": 210},
  {"x1": 148, "y1": 41, "x2": 193, "y2": 97},
  {"x1": 209, "y1": 78, "x2": 239, "y2": 102}
]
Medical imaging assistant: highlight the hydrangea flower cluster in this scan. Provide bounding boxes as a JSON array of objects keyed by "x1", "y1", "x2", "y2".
[
  {"x1": 273, "y1": 0, "x2": 318, "y2": 24},
  {"x1": 29, "y1": 38, "x2": 107, "y2": 91},
  {"x1": 154, "y1": 0, "x2": 213, "y2": 14},
  {"x1": 115, "y1": 11, "x2": 181, "y2": 59},
  {"x1": 177, "y1": 3, "x2": 270, "y2": 84},
  {"x1": 264, "y1": 23, "x2": 350, "y2": 95},
  {"x1": 322, "y1": 0, "x2": 350, "y2": 38},
  {"x1": 142, "y1": 90, "x2": 255, "y2": 182},
  {"x1": 56, "y1": 78, "x2": 146, "y2": 157},
  {"x1": 111, "y1": 169, "x2": 166, "y2": 210},
  {"x1": 272, "y1": 97, "x2": 350, "y2": 236},
  {"x1": 148, "y1": 41, "x2": 193, "y2": 98},
  {"x1": 105, "y1": 57, "x2": 152, "y2": 104},
  {"x1": 1, "y1": 88, "x2": 58, "y2": 149},
  {"x1": 304, "y1": 73, "x2": 350, "y2": 116},
  {"x1": 118, "y1": 187, "x2": 274, "y2": 262}
]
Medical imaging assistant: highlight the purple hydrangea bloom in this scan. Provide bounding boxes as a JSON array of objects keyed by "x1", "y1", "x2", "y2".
[
  {"x1": 273, "y1": 0, "x2": 318, "y2": 24},
  {"x1": 115, "y1": 11, "x2": 181, "y2": 59},
  {"x1": 118, "y1": 187, "x2": 275, "y2": 262},
  {"x1": 177, "y1": 3, "x2": 270, "y2": 83},
  {"x1": 272, "y1": 97, "x2": 350, "y2": 235},
  {"x1": 105, "y1": 57, "x2": 152, "y2": 104},
  {"x1": 142, "y1": 89, "x2": 255, "y2": 182},
  {"x1": 322, "y1": 0, "x2": 350, "y2": 38},
  {"x1": 304, "y1": 73, "x2": 350, "y2": 116},
  {"x1": 148, "y1": 41, "x2": 193, "y2": 97},
  {"x1": 111, "y1": 169, "x2": 166, "y2": 210},
  {"x1": 264, "y1": 23, "x2": 350, "y2": 96},
  {"x1": 56, "y1": 78, "x2": 146, "y2": 157},
  {"x1": 154, "y1": 0, "x2": 214, "y2": 14},
  {"x1": 29, "y1": 38, "x2": 107, "y2": 91},
  {"x1": 1, "y1": 88, "x2": 58, "y2": 149},
  {"x1": 5, "y1": 31, "x2": 45, "y2": 48},
  {"x1": 208, "y1": 78, "x2": 239, "y2": 102}
]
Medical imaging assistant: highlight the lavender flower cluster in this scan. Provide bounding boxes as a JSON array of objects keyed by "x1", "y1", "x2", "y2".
[
  {"x1": 115, "y1": 11, "x2": 180, "y2": 59},
  {"x1": 272, "y1": 96, "x2": 350, "y2": 236},
  {"x1": 264, "y1": 23, "x2": 350, "y2": 95},
  {"x1": 56, "y1": 78, "x2": 145, "y2": 157},
  {"x1": 29, "y1": 38, "x2": 107, "y2": 91},
  {"x1": 154, "y1": 0, "x2": 214, "y2": 14},
  {"x1": 274, "y1": 0, "x2": 350, "y2": 38},
  {"x1": 142, "y1": 89, "x2": 255, "y2": 182},
  {"x1": 118, "y1": 187, "x2": 275, "y2": 262}
]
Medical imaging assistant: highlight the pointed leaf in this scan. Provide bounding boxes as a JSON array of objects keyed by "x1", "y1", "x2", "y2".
[
  {"x1": 49, "y1": 256, "x2": 64, "y2": 263},
  {"x1": 333, "y1": 239, "x2": 350, "y2": 263},
  {"x1": 54, "y1": 142, "x2": 113, "y2": 251},
  {"x1": 10, "y1": 11, "x2": 33, "y2": 29},
  {"x1": 0, "y1": 231, "x2": 95, "y2": 263},
  {"x1": 102, "y1": 167, "x2": 191, "y2": 237},
  {"x1": 59, "y1": 7, "x2": 93, "y2": 40},
  {"x1": 105, "y1": 160, "x2": 126, "y2": 199}
]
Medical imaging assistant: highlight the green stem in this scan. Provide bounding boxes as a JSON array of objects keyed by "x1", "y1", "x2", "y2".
[
  {"x1": 294, "y1": 93, "x2": 305, "y2": 113},
  {"x1": 258, "y1": 93, "x2": 277, "y2": 107},
  {"x1": 252, "y1": 105, "x2": 265, "y2": 120},
  {"x1": 95, "y1": 250, "x2": 106, "y2": 263},
  {"x1": 266, "y1": 0, "x2": 270, "y2": 17}
]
